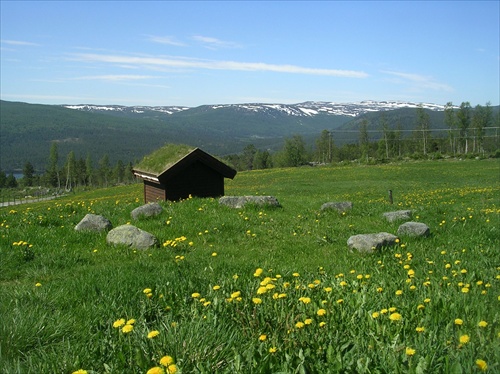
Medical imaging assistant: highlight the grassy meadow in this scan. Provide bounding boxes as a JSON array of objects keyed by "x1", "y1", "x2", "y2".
[{"x1": 1, "y1": 159, "x2": 499, "y2": 373}]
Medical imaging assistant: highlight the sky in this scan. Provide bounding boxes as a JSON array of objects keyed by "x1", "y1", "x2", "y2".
[{"x1": 1, "y1": 1, "x2": 499, "y2": 107}]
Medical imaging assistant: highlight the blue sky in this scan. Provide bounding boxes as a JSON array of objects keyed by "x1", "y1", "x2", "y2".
[{"x1": 1, "y1": 1, "x2": 499, "y2": 107}]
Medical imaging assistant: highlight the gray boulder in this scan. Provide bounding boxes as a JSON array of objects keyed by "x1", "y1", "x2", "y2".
[
  {"x1": 75, "y1": 213, "x2": 112, "y2": 232},
  {"x1": 131, "y1": 202, "x2": 163, "y2": 220},
  {"x1": 397, "y1": 222, "x2": 430, "y2": 237},
  {"x1": 106, "y1": 224, "x2": 159, "y2": 250},
  {"x1": 321, "y1": 201, "x2": 353, "y2": 213},
  {"x1": 347, "y1": 232, "x2": 399, "y2": 254},
  {"x1": 219, "y1": 196, "x2": 281, "y2": 209},
  {"x1": 383, "y1": 210, "x2": 412, "y2": 222}
]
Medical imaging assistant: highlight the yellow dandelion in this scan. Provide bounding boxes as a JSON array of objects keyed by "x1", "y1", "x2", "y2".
[
  {"x1": 478, "y1": 320, "x2": 488, "y2": 328},
  {"x1": 454, "y1": 318, "x2": 463, "y2": 325},
  {"x1": 72, "y1": 370, "x2": 88, "y2": 374},
  {"x1": 122, "y1": 324, "x2": 134, "y2": 333},
  {"x1": 336, "y1": 299, "x2": 344, "y2": 304},
  {"x1": 317, "y1": 309, "x2": 327, "y2": 316},
  {"x1": 395, "y1": 290, "x2": 403, "y2": 296},
  {"x1": 160, "y1": 355, "x2": 175, "y2": 367},
  {"x1": 252, "y1": 297, "x2": 262, "y2": 304},
  {"x1": 269, "y1": 347, "x2": 277, "y2": 353},
  {"x1": 292, "y1": 272, "x2": 300, "y2": 277},
  {"x1": 324, "y1": 287, "x2": 333, "y2": 292},
  {"x1": 340, "y1": 281, "x2": 348, "y2": 287},
  {"x1": 231, "y1": 291, "x2": 241, "y2": 299},
  {"x1": 191, "y1": 292, "x2": 201, "y2": 298},
  {"x1": 304, "y1": 318, "x2": 313, "y2": 325},
  {"x1": 299, "y1": 297, "x2": 311, "y2": 304},
  {"x1": 295, "y1": 321, "x2": 305, "y2": 329},
  {"x1": 147, "y1": 330, "x2": 160, "y2": 339},
  {"x1": 147, "y1": 367, "x2": 164, "y2": 374},
  {"x1": 143, "y1": 288, "x2": 152, "y2": 294},
  {"x1": 254, "y1": 268, "x2": 264, "y2": 279},
  {"x1": 389, "y1": 307, "x2": 397, "y2": 312},
  {"x1": 113, "y1": 318, "x2": 126, "y2": 328},
  {"x1": 259, "y1": 334, "x2": 267, "y2": 341},
  {"x1": 319, "y1": 321, "x2": 327, "y2": 327},
  {"x1": 380, "y1": 308, "x2": 388, "y2": 314},
  {"x1": 372, "y1": 312, "x2": 380, "y2": 319},
  {"x1": 257, "y1": 286, "x2": 268, "y2": 294},
  {"x1": 476, "y1": 359, "x2": 488, "y2": 371},
  {"x1": 389, "y1": 312, "x2": 402, "y2": 321},
  {"x1": 376, "y1": 287, "x2": 383, "y2": 293},
  {"x1": 459, "y1": 334, "x2": 470, "y2": 344},
  {"x1": 212, "y1": 285, "x2": 221, "y2": 291},
  {"x1": 35, "y1": 282, "x2": 42, "y2": 287},
  {"x1": 126, "y1": 319, "x2": 136, "y2": 325},
  {"x1": 405, "y1": 347, "x2": 416, "y2": 356}
]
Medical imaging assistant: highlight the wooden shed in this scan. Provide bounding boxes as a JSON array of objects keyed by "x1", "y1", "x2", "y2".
[{"x1": 132, "y1": 144, "x2": 237, "y2": 202}]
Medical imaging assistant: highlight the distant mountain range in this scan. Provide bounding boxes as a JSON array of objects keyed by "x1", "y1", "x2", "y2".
[
  {"x1": 1, "y1": 100, "x2": 496, "y2": 173},
  {"x1": 63, "y1": 100, "x2": 447, "y2": 119}
]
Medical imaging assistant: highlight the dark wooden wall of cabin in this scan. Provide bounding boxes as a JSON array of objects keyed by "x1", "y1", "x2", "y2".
[
  {"x1": 144, "y1": 180, "x2": 167, "y2": 203},
  {"x1": 161, "y1": 161, "x2": 224, "y2": 201}
]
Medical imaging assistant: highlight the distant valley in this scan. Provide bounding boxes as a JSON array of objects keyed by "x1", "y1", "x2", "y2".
[{"x1": 1, "y1": 100, "x2": 496, "y2": 172}]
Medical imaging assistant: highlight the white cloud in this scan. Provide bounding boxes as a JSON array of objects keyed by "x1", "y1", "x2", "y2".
[
  {"x1": 70, "y1": 53, "x2": 368, "y2": 78},
  {"x1": 191, "y1": 35, "x2": 241, "y2": 49},
  {"x1": 1, "y1": 39, "x2": 41, "y2": 46},
  {"x1": 382, "y1": 70, "x2": 453, "y2": 92},
  {"x1": 146, "y1": 35, "x2": 185, "y2": 46},
  {"x1": 71, "y1": 74, "x2": 156, "y2": 81}
]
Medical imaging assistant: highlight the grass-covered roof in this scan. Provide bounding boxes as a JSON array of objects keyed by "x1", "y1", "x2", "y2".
[{"x1": 133, "y1": 143, "x2": 196, "y2": 175}]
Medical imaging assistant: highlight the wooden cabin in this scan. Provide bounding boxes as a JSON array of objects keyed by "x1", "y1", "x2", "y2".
[{"x1": 132, "y1": 145, "x2": 237, "y2": 202}]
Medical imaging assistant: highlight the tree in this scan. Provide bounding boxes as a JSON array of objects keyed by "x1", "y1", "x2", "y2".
[
  {"x1": 416, "y1": 106, "x2": 431, "y2": 155},
  {"x1": 241, "y1": 144, "x2": 257, "y2": 170},
  {"x1": 315, "y1": 130, "x2": 334, "y2": 163},
  {"x1": 359, "y1": 119, "x2": 370, "y2": 162},
  {"x1": 456, "y1": 102, "x2": 472, "y2": 154},
  {"x1": 22, "y1": 161, "x2": 35, "y2": 187},
  {"x1": 46, "y1": 142, "x2": 60, "y2": 188},
  {"x1": 5, "y1": 173, "x2": 18, "y2": 188},
  {"x1": 85, "y1": 154, "x2": 94, "y2": 186},
  {"x1": 64, "y1": 150, "x2": 76, "y2": 190},
  {"x1": 379, "y1": 114, "x2": 390, "y2": 160},
  {"x1": 112, "y1": 160, "x2": 125, "y2": 184},
  {"x1": 97, "y1": 154, "x2": 111, "y2": 187},
  {"x1": 472, "y1": 102, "x2": 492, "y2": 154},
  {"x1": 0, "y1": 169, "x2": 7, "y2": 188},
  {"x1": 281, "y1": 135, "x2": 308, "y2": 167},
  {"x1": 253, "y1": 149, "x2": 272, "y2": 169},
  {"x1": 444, "y1": 102, "x2": 457, "y2": 154}
]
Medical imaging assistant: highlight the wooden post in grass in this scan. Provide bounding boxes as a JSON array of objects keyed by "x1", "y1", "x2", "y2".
[{"x1": 388, "y1": 189, "x2": 393, "y2": 205}]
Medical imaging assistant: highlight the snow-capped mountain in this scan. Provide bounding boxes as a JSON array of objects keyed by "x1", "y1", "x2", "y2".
[{"x1": 64, "y1": 100, "x2": 446, "y2": 118}]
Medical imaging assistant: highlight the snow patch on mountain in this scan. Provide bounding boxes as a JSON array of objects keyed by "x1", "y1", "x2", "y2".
[{"x1": 64, "y1": 100, "x2": 447, "y2": 118}]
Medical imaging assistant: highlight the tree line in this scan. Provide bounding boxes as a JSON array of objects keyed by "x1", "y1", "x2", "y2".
[
  {"x1": 0, "y1": 143, "x2": 136, "y2": 190},
  {"x1": 224, "y1": 102, "x2": 499, "y2": 171},
  {"x1": 1, "y1": 102, "x2": 498, "y2": 189}
]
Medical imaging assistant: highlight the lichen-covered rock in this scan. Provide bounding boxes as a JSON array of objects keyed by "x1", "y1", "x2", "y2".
[
  {"x1": 75, "y1": 214, "x2": 112, "y2": 232},
  {"x1": 106, "y1": 224, "x2": 159, "y2": 250},
  {"x1": 321, "y1": 201, "x2": 353, "y2": 213},
  {"x1": 397, "y1": 222, "x2": 430, "y2": 237},
  {"x1": 219, "y1": 196, "x2": 281, "y2": 209},
  {"x1": 131, "y1": 202, "x2": 163, "y2": 220},
  {"x1": 383, "y1": 210, "x2": 413, "y2": 222},
  {"x1": 347, "y1": 232, "x2": 399, "y2": 254}
]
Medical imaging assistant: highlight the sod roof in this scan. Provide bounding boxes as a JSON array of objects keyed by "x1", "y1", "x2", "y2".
[{"x1": 133, "y1": 143, "x2": 196, "y2": 175}]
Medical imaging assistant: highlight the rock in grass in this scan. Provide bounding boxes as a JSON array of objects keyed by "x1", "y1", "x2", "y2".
[
  {"x1": 347, "y1": 232, "x2": 399, "y2": 254},
  {"x1": 106, "y1": 224, "x2": 159, "y2": 250},
  {"x1": 219, "y1": 196, "x2": 281, "y2": 209},
  {"x1": 383, "y1": 210, "x2": 412, "y2": 222},
  {"x1": 321, "y1": 201, "x2": 353, "y2": 213},
  {"x1": 75, "y1": 213, "x2": 112, "y2": 232},
  {"x1": 131, "y1": 202, "x2": 163, "y2": 220},
  {"x1": 397, "y1": 222, "x2": 430, "y2": 237}
]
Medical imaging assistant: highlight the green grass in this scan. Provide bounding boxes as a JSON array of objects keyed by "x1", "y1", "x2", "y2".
[{"x1": 1, "y1": 159, "x2": 499, "y2": 373}]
